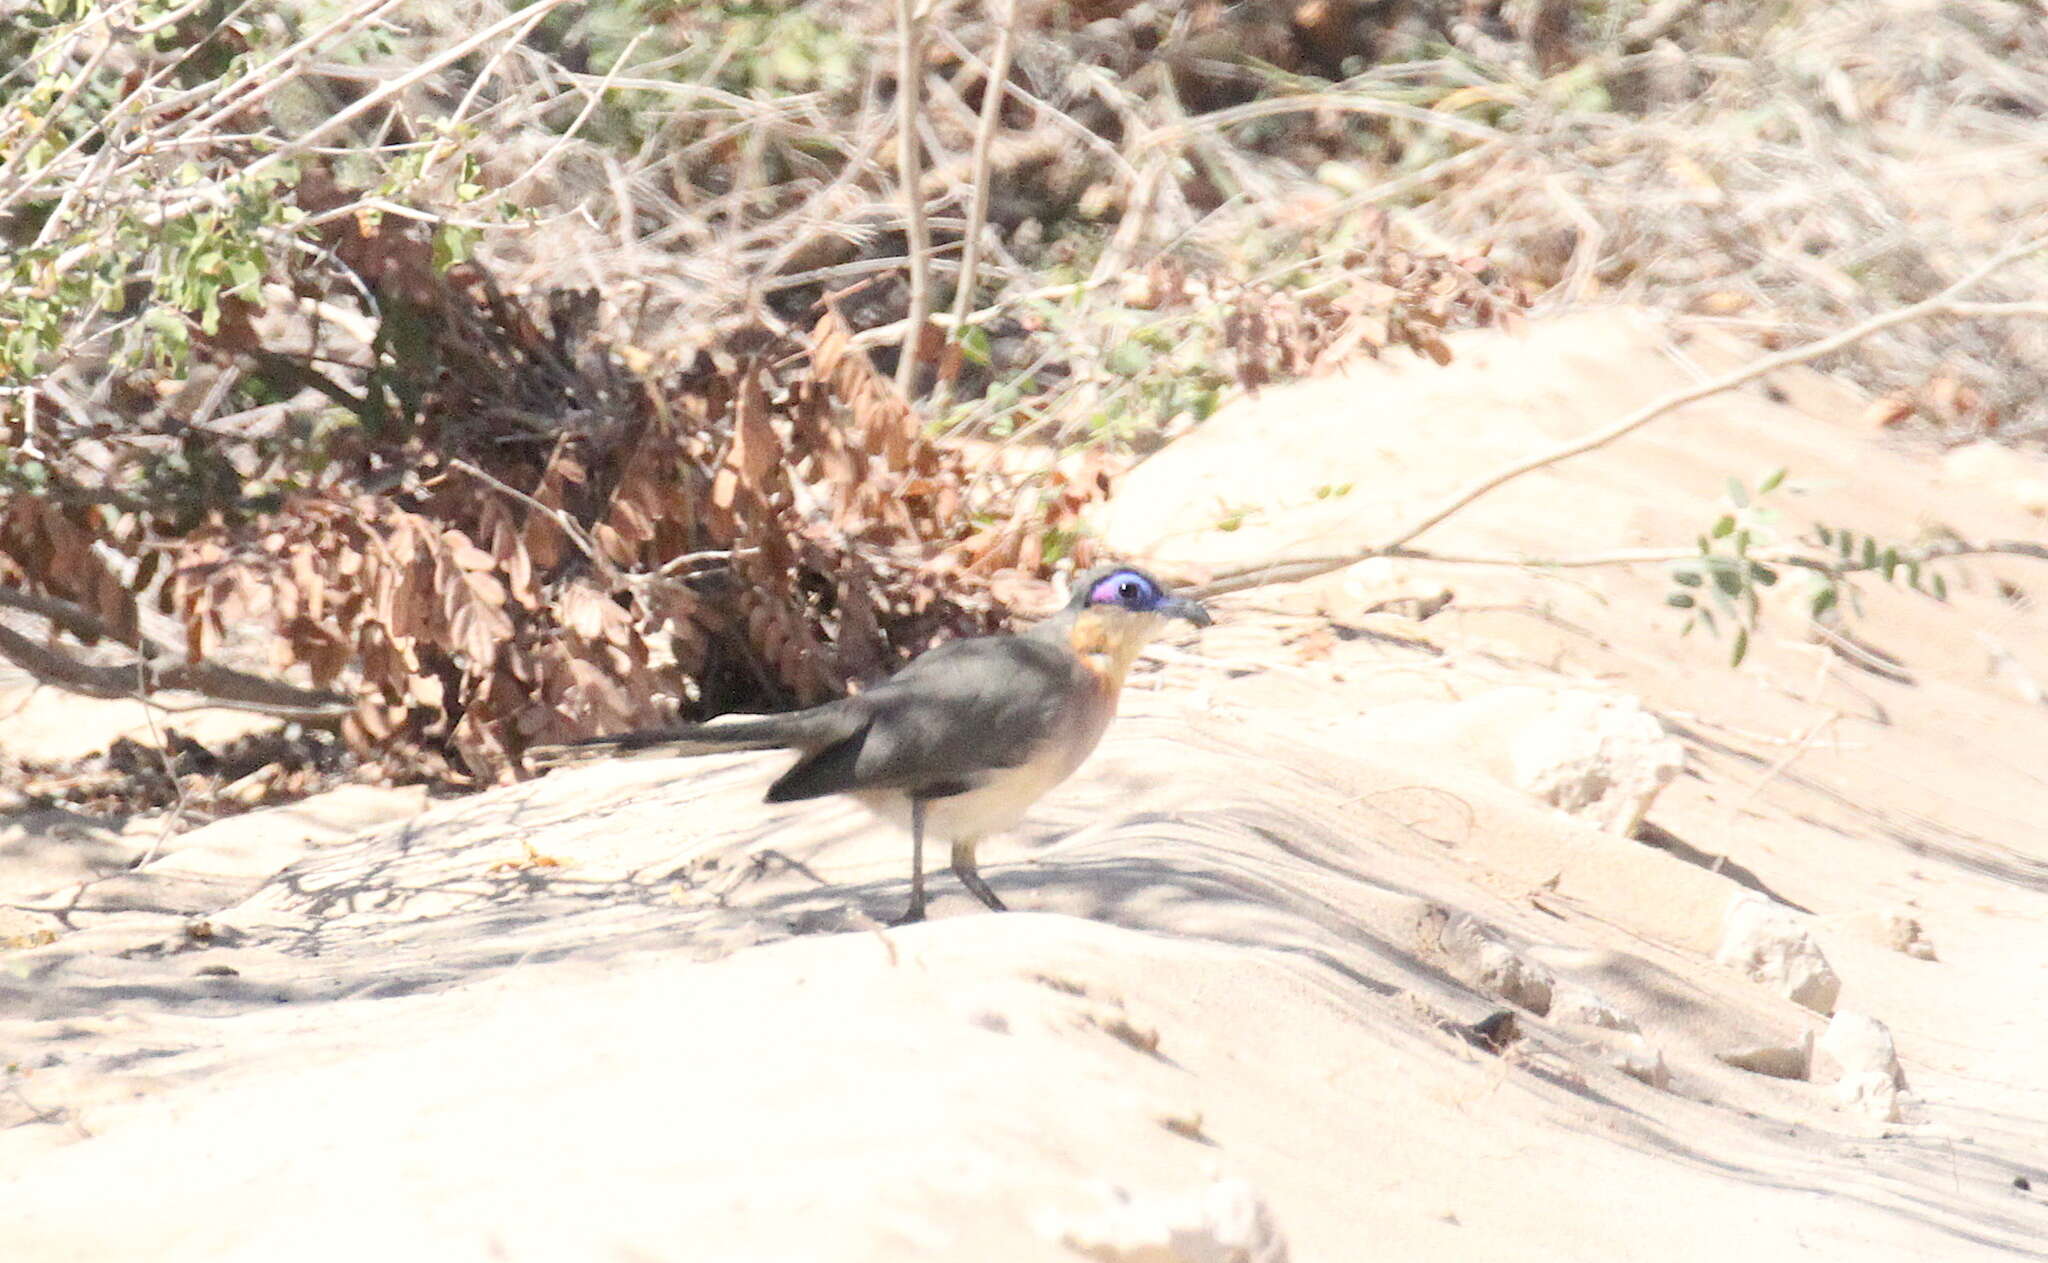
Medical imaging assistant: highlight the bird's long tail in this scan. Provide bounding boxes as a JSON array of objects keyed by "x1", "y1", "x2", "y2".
[{"x1": 524, "y1": 712, "x2": 833, "y2": 771}]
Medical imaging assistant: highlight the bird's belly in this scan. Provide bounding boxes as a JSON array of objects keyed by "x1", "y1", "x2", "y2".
[{"x1": 855, "y1": 715, "x2": 1110, "y2": 842}]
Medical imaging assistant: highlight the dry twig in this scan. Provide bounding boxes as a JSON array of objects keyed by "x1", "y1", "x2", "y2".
[
  {"x1": 0, "y1": 619, "x2": 349, "y2": 719},
  {"x1": 891, "y1": 0, "x2": 936, "y2": 400},
  {"x1": 1201, "y1": 239, "x2": 2048, "y2": 597},
  {"x1": 938, "y1": 0, "x2": 1020, "y2": 407}
]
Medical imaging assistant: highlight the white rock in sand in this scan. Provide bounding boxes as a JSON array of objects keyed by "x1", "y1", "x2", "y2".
[
  {"x1": 1715, "y1": 892, "x2": 1842, "y2": 1015},
  {"x1": 1943, "y1": 440, "x2": 2048, "y2": 517},
  {"x1": 1570, "y1": 1027, "x2": 1672, "y2": 1090},
  {"x1": 1053, "y1": 1176, "x2": 1291, "y2": 1263},
  {"x1": 1354, "y1": 687, "x2": 1685, "y2": 835},
  {"x1": 1549, "y1": 984, "x2": 1640, "y2": 1034},
  {"x1": 1813, "y1": 1011, "x2": 1909, "y2": 1123},
  {"x1": 1830, "y1": 907, "x2": 1939, "y2": 961},
  {"x1": 1500, "y1": 689, "x2": 1686, "y2": 835},
  {"x1": 1716, "y1": 1030, "x2": 1814, "y2": 1081},
  {"x1": 1433, "y1": 912, "x2": 1556, "y2": 1015}
]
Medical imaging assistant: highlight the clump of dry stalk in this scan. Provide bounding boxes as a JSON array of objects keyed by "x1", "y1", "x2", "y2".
[{"x1": 1419, "y1": 0, "x2": 2048, "y2": 440}]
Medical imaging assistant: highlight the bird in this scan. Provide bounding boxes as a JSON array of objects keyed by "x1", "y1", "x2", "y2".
[{"x1": 525, "y1": 564, "x2": 1211, "y2": 922}]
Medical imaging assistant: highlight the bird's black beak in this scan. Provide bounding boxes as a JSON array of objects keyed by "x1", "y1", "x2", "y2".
[{"x1": 1161, "y1": 595, "x2": 1212, "y2": 628}]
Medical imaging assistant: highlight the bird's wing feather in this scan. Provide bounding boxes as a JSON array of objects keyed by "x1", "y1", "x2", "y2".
[{"x1": 766, "y1": 636, "x2": 1082, "y2": 801}]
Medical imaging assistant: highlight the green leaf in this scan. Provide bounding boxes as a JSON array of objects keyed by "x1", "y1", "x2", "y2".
[
  {"x1": 1880, "y1": 546, "x2": 1900, "y2": 581},
  {"x1": 433, "y1": 225, "x2": 477, "y2": 270},
  {"x1": 1672, "y1": 568, "x2": 1704, "y2": 587},
  {"x1": 1758, "y1": 467, "x2": 1787, "y2": 495},
  {"x1": 1905, "y1": 560, "x2": 1923, "y2": 590},
  {"x1": 956, "y1": 324, "x2": 992, "y2": 366},
  {"x1": 1726, "y1": 477, "x2": 1749, "y2": 508},
  {"x1": 1816, "y1": 525, "x2": 1834, "y2": 547},
  {"x1": 1105, "y1": 339, "x2": 1150, "y2": 376},
  {"x1": 1734, "y1": 528, "x2": 1751, "y2": 558},
  {"x1": 1748, "y1": 562, "x2": 1779, "y2": 587},
  {"x1": 1712, "y1": 560, "x2": 1745, "y2": 598},
  {"x1": 1931, "y1": 573, "x2": 1949, "y2": 602},
  {"x1": 1729, "y1": 627, "x2": 1750, "y2": 667},
  {"x1": 1711, "y1": 514, "x2": 1736, "y2": 538},
  {"x1": 1666, "y1": 591, "x2": 1696, "y2": 608},
  {"x1": 1861, "y1": 536, "x2": 1879, "y2": 569},
  {"x1": 1811, "y1": 585, "x2": 1838, "y2": 617}
]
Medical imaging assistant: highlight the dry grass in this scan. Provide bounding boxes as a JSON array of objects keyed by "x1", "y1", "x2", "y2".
[
  {"x1": 442, "y1": 0, "x2": 2048, "y2": 445},
  {"x1": 1421, "y1": 0, "x2": 2048, "y2": 439},
  {"x1": 16, "y1": 0, "x2": 2042, "y2": 447}
]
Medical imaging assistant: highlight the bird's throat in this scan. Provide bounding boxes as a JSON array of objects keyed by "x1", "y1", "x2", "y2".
[{"x1": 1067, "y1": 612, "x2": 1151, "y2": 694}]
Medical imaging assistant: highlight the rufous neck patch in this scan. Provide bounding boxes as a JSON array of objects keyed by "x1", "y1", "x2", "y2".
[{"x1": 1067, "y1": 609, "x2": 1151, "y2": 687}]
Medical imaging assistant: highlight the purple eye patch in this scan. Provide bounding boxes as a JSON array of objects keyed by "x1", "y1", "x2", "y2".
[
  {"x1": 1088, "y1": 570, "x2": 1158, "y2": 609},
  {"x1": 1089, "y1": 574, "x2": 1129, "y2": 605}
]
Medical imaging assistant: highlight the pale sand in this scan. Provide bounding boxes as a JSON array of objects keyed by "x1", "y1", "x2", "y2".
[{"x1": 3, "y1": 311, "x2": 2044, "y2": 1260}]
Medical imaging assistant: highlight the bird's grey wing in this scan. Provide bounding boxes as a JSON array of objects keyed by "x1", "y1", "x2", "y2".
[{"x1": 764, "y1": 637, "x2": 1079, "y2": 802}]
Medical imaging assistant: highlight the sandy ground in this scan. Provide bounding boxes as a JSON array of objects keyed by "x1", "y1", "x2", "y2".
[{"x1": 3, "y1": 310, "x2": 2045, "y2": 1260}]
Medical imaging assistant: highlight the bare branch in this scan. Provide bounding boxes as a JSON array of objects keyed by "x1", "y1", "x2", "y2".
[
  {"x1": 953, "y1": 0, "x2": 1021, "y2": 319},
  {"x1": 0, "y1": 624, "x2": 350, "y2": 719},
  {"x1": 1195, "y1": 540, "x2": 2048, "y2": 599},
  {"x1": 1620, "y1": 0, "x2": 1702, "y2": 53},
  {"x1": 891, "y1": 0, "x2": 936, "y2": 402},
  {"x1": 1201, "y1": 237, "x2": 2048, "y2": 596},
  {"x1": 1157, "y1": 91, "x2": 1505, "y2": 148},
  {"x1": 0, "y1": 586, "x2": 153, "y2": 653},
  {"x1": 938, "y1": 0, "x2": 1020, "y2": 406},
  {"x1": 446, "y1": 458, "x2": 609, "y2": 576},
  {"x1": 237, "y1": 0, "x2": 579, "y2": 182}
]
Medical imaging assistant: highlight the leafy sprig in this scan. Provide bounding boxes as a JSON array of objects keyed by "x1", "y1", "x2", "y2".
[{"x1": 1667, "y1": 467, "x2": 1957, "y2": 667}]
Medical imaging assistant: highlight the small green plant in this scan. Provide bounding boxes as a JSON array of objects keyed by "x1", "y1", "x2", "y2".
[
  {"x1": 1667, "y1": 467, "x2": 1954, "y2": 667},
  {"x1": 547, "y1": 2, "x2": 859, "y2": 97},
  {"x1": 1212, "y1": 499, "x2": 1258, "y2": 533},
  {"x1": 1666, "y1": 467, "x2": 1787, "y2": 666}
]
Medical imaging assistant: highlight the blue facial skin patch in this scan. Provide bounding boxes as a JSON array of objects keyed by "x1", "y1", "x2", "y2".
[{"x1": 1089, "y1": 570, "x2": 1162, "y2": 611}]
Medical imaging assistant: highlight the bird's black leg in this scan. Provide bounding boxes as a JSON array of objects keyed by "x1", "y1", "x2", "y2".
[
  {"x1": 951, "y1": 838, "x2": 1008, "y2": 912},
  {"x1": 890, "y1": 798, "x2": 928, "y2": 925}
]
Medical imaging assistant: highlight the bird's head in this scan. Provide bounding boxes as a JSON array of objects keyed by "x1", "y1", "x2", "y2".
[{"x1": 1061, "y1": 564, "x2": 1211, "y2": 680}]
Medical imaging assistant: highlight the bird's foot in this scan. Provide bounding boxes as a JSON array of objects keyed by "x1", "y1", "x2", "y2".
[
  {"x1": 958, "y1": 877, "x2": 1008, "y2": 913},
  {"x1": 950, "y1": 842, "x2": 1007, "y2": 912}
]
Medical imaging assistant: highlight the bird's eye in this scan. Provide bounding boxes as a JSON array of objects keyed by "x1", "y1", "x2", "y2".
[{"x1": 1088, "y1": 569, "x2": 1160, "y2": 610}]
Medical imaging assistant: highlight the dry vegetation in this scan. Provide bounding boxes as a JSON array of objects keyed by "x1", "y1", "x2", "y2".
[{"x1": 1, "y1": 0, "x2": 2044, "y2": 807}]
